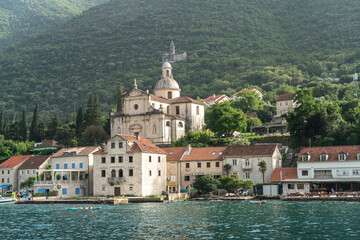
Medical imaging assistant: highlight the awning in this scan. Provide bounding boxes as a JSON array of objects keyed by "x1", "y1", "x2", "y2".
[{"x1": 0, "y1": 184, "x2": 12, "y2": 188}]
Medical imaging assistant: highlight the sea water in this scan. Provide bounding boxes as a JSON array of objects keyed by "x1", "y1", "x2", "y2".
[{"x1": 0, "y1": 201, "x2": 359, "y2": 239}]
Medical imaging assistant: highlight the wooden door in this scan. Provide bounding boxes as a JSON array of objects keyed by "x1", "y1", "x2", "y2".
[{"x1": 114, "y1": 187, "x2": 121, "y2": 196}]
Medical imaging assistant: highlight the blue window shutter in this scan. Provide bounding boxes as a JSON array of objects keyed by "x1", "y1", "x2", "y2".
[
  {"x1": 79, "y1": 163, "x2": 83, "y2": 169},
  {"x1": 62, "y1": 188, "x2": 67, "y2": 195},
  {"x1": 72, "y1": 163, "x2": 75, "y2": 169},
  {"x1": 64, "y1": 164, "x2": 67, "y2": 169},
  {"x1": 75, "y1": 188, "x2": 80, "y2": 195},
  {"x1": 56, "y1": 164, "x2": 59, "y2": 169}
]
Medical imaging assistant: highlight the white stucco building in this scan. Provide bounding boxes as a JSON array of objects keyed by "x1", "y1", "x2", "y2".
[
  {"x1": 34, "y1": 146, "x2": 100, "y2": 198},
  {"x1": 93, "y1": 134, "x2": 167, "y2": 197},
  {"x1": 276, "y1": 145, "x2": 360, "y2": 196},
  {"x1": 223, "y1": 144, "x2": 282, "y2": 184},
  {"x1": 110, "y1": 62, "x2": 205, "y2": 146}
]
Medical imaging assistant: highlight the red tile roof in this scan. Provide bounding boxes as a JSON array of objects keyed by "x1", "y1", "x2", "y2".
[
  {"x1": 51, "y1": 146, "x2": 100, "y2": 158},
  {"x1": 181, "y1": 147, "x2": 227, "y2": 161},
  {"x1": 298, "y1": 145, "x2": 360, "y2": 162},
  {"x1": 0, "y1": 155, "x2": 32, "y2": 169},
  {"x1": 276, "y1": 94, "x2": 294, "y2": 102},
  {"x1": 271, "y1": 168, "x2": 298, "y2": 182},
  {"x1": 18, "y1": 155, "x2": 50, "y2": 169},
  {"x1": 162, "y1": 147, "x2": 187, "y2": 161},
  {"x1": 150, "y1": 95, "x2": 171, "y2": 103},
  {"x1": 118, "y1": 135, "x2": 166, "y2": 154},
  {"x1": 34, "y1": 140, "x2": 64, "y2": 149},
  {"x1": 170, "y1": 96, "x2": 205, "y2": 105},
  {"x1": 204, "y1": 95, "x2": 228, "y2": 103},
  {"x1": 224, "y1": 144, "x2": 278, "y2": 157}
]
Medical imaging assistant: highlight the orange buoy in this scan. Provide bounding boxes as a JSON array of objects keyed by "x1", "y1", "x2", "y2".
[{"x1": 258, "y1": 202, "x2": 261, "y2": 206}]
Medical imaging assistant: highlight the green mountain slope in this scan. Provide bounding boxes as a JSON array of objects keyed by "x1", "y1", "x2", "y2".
[
  {"x1": 0, "y1": 0, "x2": 109, "y2": 52},
  {"x1": 1, "y1": 0, "x2": 360, "y2": 120}
]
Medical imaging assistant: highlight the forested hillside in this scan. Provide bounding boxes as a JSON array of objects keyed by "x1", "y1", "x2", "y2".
[
  {"x1": 0, "y1": 0, "x2": 109, "y2": 52},
  {"x1": 1, "y1": 0, "x2": 360, "y2": 121}
]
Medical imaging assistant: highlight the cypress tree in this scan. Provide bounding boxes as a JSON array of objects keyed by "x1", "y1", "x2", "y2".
[
  {"x1": 93, "y1": 96, "x2": 101, "y2": 126},
  {"x1": 47, "y1": 114, "x2": 61, "y2": 139},
  {"x1": 3, "y1": 117, "x2": 9, "y2": 139},
  {"x1": 83, "y1": 96, "x2": 94, "y2": 128},
  {"x1": 117, "y1": 84, "x2": 124, "y2": 113},
  {"x1": 29, "y1": 104, "x2": 40, "y2": 142},
  {"x1": 83, "y1": 95, "x2": 102, "y2": 128},
  {"x1": 75, "y1": 107, "x2": 83, "y2": 136},
  {"x1": 20, "y1": 108, "x2": 27, "y2": 141}
]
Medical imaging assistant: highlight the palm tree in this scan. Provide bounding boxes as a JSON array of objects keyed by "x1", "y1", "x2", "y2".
[
  {"x1": 258, "y1": 160, "x2": 267, "y2": 183},
  {"x1": 223, "y1": 163, "x2": 232, "y2": 175}
]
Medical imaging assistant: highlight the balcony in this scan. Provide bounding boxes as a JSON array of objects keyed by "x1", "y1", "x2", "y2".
[
  {"x1": 108, "y1": 177, "x2": 124, "y2": 184},
  {"x1": 314, "y1": 175, "x2": 333, "y2": 179},
  {"x1": 242, "y1": 164, "x2": 252, "y2": 170}
]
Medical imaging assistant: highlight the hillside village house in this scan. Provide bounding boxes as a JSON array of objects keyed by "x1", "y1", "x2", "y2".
[
  {"x1": 274, "y1": 94, "x2": 295, "y2": 123},
  {"x1": 0, "y1": 155, "x2": 32, "y2": 193},
  {"x1": 110, "y1": 62, "x2": 205, "y2": 146},
  {"x1": 204, "y1": 94, "x2": 230, "y2": 106},
  {"x1": 18, "y1": 155, "x2": 50, "y2": 191},
  {"x1": 223, "y1": 144, "x2": 282, "y2": 184},
  {"x1": 276, "y1": 145, "x2": 360, "y2": 196},
  {"x1": 33, "y1": 146, "x2": 100, "y2": 198},
  {"x1": 230, "y1": 88, "x2": 263, "y2": 100},
  {"x1": 93, "y1": 134, "x2": 167, "y2": 197}
]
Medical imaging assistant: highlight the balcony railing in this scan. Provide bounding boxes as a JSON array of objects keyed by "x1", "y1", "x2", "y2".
[
  {"x1": 242, "y1": 164, "x2": 252, "y2": 169},
  {"x1": 108, "y1": 177, "x2": 124, "y2": 184},
  {"x1": 314, "y1": 175, "x2": 333, "y2": 179}
]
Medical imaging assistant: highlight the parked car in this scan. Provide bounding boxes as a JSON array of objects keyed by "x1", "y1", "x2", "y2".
[{"x1": 225, "y1": 193, "x2": 236, "y2": 197}]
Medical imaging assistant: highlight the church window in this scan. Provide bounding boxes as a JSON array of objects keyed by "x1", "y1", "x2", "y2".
[
  {"x1": 153, "y1": 125, "x2": 156, "y2": 134},
  {"x1": 196, "y1": 106, "x2": 200, "y2": 115},
  {"x1": 119, "y1": 169, "x2": 123, "y2": 177},
  {"x1": 168, "y1": 92, "x2": 172, "y2": 99},
  {"x1": 167, "y1": 106, "x2": 170, "y2": 113},
  {"x1": 176, "y1": 106, "x2": 180, "y2": 115},
  {"x1": 166, "y1": 121, "x2": 171, "y2": 127},
  {"x1": 166, "y1": 70, "x2": 170, "y2": 76},
  {"x1": 134, "y1": 104, "x2": 138, "y2": 110},
  {"x1": 178, "y1": 122, "x2": 183, "y2": 128}
]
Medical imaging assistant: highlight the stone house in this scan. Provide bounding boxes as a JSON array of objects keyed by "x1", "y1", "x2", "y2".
[
  {"x1": 18, "y1": 155, "x2": 51, "y2": 191},
  {"x1": 162, "y1": 147, "x2": 187, "y2": 193},
  {"x1": 0, "y1": 155, "x2": 32, "y2": 193},
  {"x1": 274, "y1": 94, "x2": 295, "y2": 123},
  {"x1": 93, "y1": 134, "x2": 167, "y2": 197},
  {"x1": 110, "y1": 62, "x2": 205, "y2": 146},
  {"x1": 223, "y1": 144, "x2": 282, "y2": 184},
  {"x1": 33, "y1": 146, "x2": 100, "y2": 198}
]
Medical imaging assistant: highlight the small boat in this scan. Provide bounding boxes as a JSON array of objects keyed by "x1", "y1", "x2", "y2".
[
  {"x1": 249, "y1": 200, "x2": 266, "y2": 204},
  {"x1": 0, "y1": 197, "x2": 17, "y2": 204},
  {"x1": 0, "y1": 192, "x2": 18, "y2": 204},
  {"x1": 68, "y1": 207, "x2": 101, "y2": 210}
]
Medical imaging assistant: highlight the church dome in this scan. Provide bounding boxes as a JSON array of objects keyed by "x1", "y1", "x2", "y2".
[
  {"x1": 154, "y1": 78, "x2": 180, "y2": 90},
  {"x1": 162, "y1": 61, "x2": 172, "y2": 68}
]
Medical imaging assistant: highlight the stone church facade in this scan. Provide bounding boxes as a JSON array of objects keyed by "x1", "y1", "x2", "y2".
[
  {"x1": 162, "y1": 41, "x2": 187, "y2": 63},
  {"x1": 110, "y1": 62, "x2": 205, "y2": 146}
]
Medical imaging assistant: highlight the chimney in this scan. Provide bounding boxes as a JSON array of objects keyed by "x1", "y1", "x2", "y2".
[
  {"x1": 213, "y1": 94, "x2": 216, "y2": 98},
  {"x1": 280, "y1": 170, "x2": 283, "y2": 182}
]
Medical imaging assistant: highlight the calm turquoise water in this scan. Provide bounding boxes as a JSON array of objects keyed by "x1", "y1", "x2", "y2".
[{"x1": 1, "y1": 201, "x2": 359, "y2": 239}]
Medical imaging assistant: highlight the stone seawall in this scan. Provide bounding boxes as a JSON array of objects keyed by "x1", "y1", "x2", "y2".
[{"x1": 16, "y1": 198, "x2": 129, "y2": 205}]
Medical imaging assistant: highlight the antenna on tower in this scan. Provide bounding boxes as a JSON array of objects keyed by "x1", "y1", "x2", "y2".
[{"x1": 354, "y1": 66, "x2": 358, "y2": 99}]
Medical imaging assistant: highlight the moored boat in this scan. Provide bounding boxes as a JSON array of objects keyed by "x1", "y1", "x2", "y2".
[{"x1": 68, "y1": 207, "x2": 101, "y2": 210}]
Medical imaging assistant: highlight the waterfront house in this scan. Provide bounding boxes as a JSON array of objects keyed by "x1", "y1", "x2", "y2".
[
  {"x1": 162, "y1": 147, "x2": 186, "y2": 193},
  {"x1": 93, "y1": 134, "x2": 167, "y2": 197},
  {"x1": 18, "y1": 155, "x2": 51, "y2": 191},
  {"x1": 34, "y1": 146, "x2": 100, "y2": 198},
  {"x1": 179, "y1": 145, "x2": 225, "y2": 191},
  {"x1": 223, "y1": 144, "x2": 282, "y2": 184},
  {"x1": 270, "y1": 167, "x2": 298, "y2": 195},
  {"x1": 0, "y1": 155, "x2": 32, "y2": 193}
]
